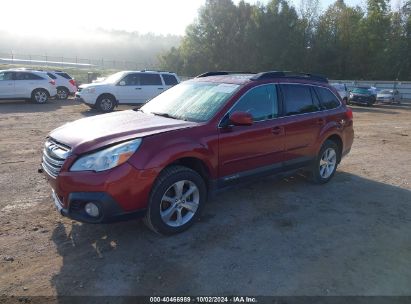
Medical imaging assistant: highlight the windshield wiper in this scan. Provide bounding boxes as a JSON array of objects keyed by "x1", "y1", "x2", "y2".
[{"x1": 151, "y1": 112, "x2": 180, "y2": 120}]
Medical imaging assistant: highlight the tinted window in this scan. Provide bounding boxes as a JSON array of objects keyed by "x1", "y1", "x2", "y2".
[
  {"x1": 56, "y1": 72, "x2": 72, "y2": 79},
  {"x1": 231, "y1": 84, "x2": 278, "y2": 121},
  {"x1": 162, "y1": 74, "x2": 178, "y2": 86},
  {"x1": 282, "y1": 84, "x2": 319, "y2": 115},
  {"x1": 0, "y1": 72, "x2": 13, "y2": 81},
  {"x1": 316, "y1": 87, "x2": 340, "y2": 110},
  {"x1": 121, "y1": 73, "x2": 140, "y2": 86},
  {"x1": 140, "y1": 73, "x2": 162, "y2": 85},
  {"x1": 47, "y1": 72, "x2": 57, "y2": 79},
  {"x1": 15, "y1": 72, "x2": 43, "y2": 80}
]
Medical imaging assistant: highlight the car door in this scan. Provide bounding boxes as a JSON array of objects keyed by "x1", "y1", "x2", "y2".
[
  {"x1": 14, "y1": 72, "x2": 37, "y2": 98},
  {"x1": 115, "y1": 73, "x2": 144, "y2": 103},
  {"x1": 218, "y1": 84, "x2": 286, "y2": 182},
  {"x1": 279, "y1": 84, "x2": 324, "y2": 166},
  {"x1": 0, "y1": 71, "x2": 15, "y2": 98},
  {"x1": 139, "y1": 73, "x2": 165, "y2": 102}
]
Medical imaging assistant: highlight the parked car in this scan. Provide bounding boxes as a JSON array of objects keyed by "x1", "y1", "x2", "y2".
[
  {"x1": 331, "y1": 83, "x2": 348, "y2": 103},
  {"x1": 75, "y1": 70, "x2": 180, "y2": 112},
  {"x1": 348, "y1": 87, "x2": 376, "y2": 106},
  {"x1": 41, "y1": 71, "x2": 354, "y2": 235},
  {"x1": 44, "y1": 71, "x2": 77, "y2": 100},
  {"x1": 376, "y1": 89, "x2": 401, "y2": 104},
  {"x1": 0, "y1": 69, "x2": 57, "y2": 103}
]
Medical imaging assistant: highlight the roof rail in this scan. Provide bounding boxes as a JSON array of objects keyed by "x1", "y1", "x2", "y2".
[
  {"x1": 250, "y1": 71, "x2": 328, "y2": 83},
  {"x1": 196, "y1": 71, "x2": 254, "y2": 78},
  {"x1": 140, "y1": 69, "x2": 175, "y2": 74}
]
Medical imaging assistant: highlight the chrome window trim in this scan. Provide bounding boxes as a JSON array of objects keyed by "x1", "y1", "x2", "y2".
[{"x1": 218, "y1": 82, "x2": 343, "y2": 128}]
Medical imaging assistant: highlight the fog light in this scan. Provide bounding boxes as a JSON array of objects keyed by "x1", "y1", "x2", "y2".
[{"x1": 84, "y1": 202, "x2": 100, "y2": 217}]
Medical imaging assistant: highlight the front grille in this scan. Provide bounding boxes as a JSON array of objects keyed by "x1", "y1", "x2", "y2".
[{"x1": 42, "y1": 138, "x2": 71, "y2": 178}]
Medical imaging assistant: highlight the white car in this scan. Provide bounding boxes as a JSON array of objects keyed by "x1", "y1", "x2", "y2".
[
  {"x1": 75, "y1": 70, "x2": 180, "y2": 112},
  {"x1": 0, "y1": 69, "x2": 57, "y2": 103},
  {"x1": 45, "y1": 71, "x2": 77, "y2": 100},
  {"x1": 376, "y1": 89, "x2": 401, "y2": 104},
  {"x1": 331, "y1": 83, "x2": 348, "y2": 102}
]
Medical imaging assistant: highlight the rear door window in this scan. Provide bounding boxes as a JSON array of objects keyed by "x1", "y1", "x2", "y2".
[
  {"x1": 231, "y1": 84, "x2": 278, "y2": 121},
  {"x1": 140, "y1": 73, "x2": 162, "y2": 86},
  {"x1": 15, "y1": 72, "x2": 43, "y2": 80},
  {"x1": 316, "y1": 87, "x2": 341, "y2": 110},
  {"x1": 281, "y1": 84, "x2": 320, "y2": 115},
  {"x1": 162, "y1": 74, "x2": 178, "y2": 86}
]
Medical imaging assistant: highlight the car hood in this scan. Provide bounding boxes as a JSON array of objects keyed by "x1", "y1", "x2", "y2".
[
  {"x1": 79, "y1": 82, "x2": 112, "y2": 89},
  {"x1": 49, "y1": 110, "x2": 198, "y2": 154}
]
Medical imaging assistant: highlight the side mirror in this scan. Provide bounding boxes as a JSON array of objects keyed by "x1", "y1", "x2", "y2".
[
  {"x1": 229, "y1": 111, "x2": 253, "y2": 126},
  {"x1": 119, "y1": 80, "x2": 126, "y2": 86}
]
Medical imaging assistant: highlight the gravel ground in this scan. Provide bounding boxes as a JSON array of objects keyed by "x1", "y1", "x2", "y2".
[{"x1": 0, "y1": 99, "x2": 410, "y2": 298}]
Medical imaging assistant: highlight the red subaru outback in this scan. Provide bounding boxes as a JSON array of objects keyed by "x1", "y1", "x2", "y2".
[{"x1": 41, "y1": 71, "x2": 354, "y2": 235}]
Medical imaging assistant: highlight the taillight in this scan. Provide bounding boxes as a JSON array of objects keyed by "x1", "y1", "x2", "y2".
[
  {"x1": 69, "y1": 79, "x2": 76, "y2": 87},
  {"x1": 346, "y1": 107, "x2": 353, "y2": 120},
  {"x1": 49, "y1": 80, "x2": 56, "y2": 86}
]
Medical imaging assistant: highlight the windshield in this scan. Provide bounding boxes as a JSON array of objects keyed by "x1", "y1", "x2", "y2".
[
  {"x1": 140, "y1": 81, "x2": 240, "y2": 122},
  {"x1": 103, "y1": 72, "x2": 126, "y2": 84},
  {"x1": 352, "y1": 88, "x2": 371, "y2": 94}
]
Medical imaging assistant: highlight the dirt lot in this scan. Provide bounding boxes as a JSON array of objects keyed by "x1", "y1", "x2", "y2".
[{"x1": 0, "y1": 99, "x2": 410, "y2": 298}]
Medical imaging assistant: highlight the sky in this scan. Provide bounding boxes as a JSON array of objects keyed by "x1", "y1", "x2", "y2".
[{"x1": 0, "y1": 0, "x2": 370, "y2": 37}]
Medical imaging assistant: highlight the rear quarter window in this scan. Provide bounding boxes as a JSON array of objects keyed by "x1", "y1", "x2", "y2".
[
  {"x1": 56, "y1": 72, "x2": 72, "y2": 80},
  {"x1": 316, "y1": 87, "x2": 341, "y2": 110},
  {"x1": 162, "y1": 74, "x2": 178, "y2": 86},
  {"x1": 47, "y1": 73, "x2": 57, "y2": 79}
]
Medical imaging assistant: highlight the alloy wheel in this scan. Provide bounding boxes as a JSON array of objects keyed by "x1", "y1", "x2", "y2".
[
  {"x1": 160, "y1": 180, "x2": 200, "y2": 227},
  {"x1": 319, "y1": 148, "x2": 337, "y2": 179}
]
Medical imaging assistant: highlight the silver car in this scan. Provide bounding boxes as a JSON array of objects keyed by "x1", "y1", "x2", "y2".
[{"x1": 376, "y1": 89, "x2": 401, "y2": 104}]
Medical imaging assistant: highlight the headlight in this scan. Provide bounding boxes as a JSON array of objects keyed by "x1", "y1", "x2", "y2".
[
  {"x1": 70, "y1": 138, "x2": 142, "y2": 172},
  {"x1": 85, "y1": 87, "x2": 96, "y2": 94}
]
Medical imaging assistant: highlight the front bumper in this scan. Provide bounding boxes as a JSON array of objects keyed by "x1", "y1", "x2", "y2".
[
  {"x1": 75, "y1": 92, "x2": 96, "y2": 105},
  {"x1": 51, "y1": 189, "x2": 146, "y2": 223},
  {"x1": 43, "y1": 161, "x2": 160, "y2": 224}
]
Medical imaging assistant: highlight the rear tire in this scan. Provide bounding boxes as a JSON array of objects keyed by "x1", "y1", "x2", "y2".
[
  {"x1": 31, "y1": 89, "x2": 49, "y2": 104},
  {"x1": 310, "y1": 140, "x2": 340, "y2": 184},
  {"x1": 56, "y1": 87, "x2": 69, "y2": 100},
  {"x1": 144, "y1": 165, "x2": 207, "y2": 235},
  {"x1": 96, "y1": 94, "x2": 116, "y2": 112}
]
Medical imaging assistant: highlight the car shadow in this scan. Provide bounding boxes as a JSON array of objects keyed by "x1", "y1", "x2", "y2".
[
  {"x1": 50, "y1": 172, "x2": 411, "y2": 297},
  {"x1": 0, "y1": 98, "x2": 80, "y2": 114}
]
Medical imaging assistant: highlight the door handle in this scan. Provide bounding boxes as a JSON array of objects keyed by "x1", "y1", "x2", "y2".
[
  {"x1": 317, "y1": 118, "x2": 326, "y2": 126},
  {"x1": 8, "y1": 83, "x2": 13, "y2": 86},
  {"x1": 135, "y1": 87, "x2": 142, "y2": 90},
  {"x1": 158, "y1": 88, "x2": 164, "y2": 90},
  {"x1": 272, "y1": 126, "x2": 283, "y2": 135}
]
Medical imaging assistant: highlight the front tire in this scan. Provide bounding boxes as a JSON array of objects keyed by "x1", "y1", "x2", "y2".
[
  {"x1": 96, "y1": 94, "x2": 116, "y2": 112},
  {"x1": 144, "y1": 166, "x2": 207, "y2": 235},
  {"x1": 310, "y1": 140, "x2": 339, "y2": 184},
  {"x1": 31, "y1": 89, "x2": 49, "y2": 104}
]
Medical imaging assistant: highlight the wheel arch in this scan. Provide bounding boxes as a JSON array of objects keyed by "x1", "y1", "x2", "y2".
[
  {"x1": 323, "y1": 134, "x2": 343, "y2": 163},
  {"x1": 31, "y1": 87, "x2": 50, "y2": 97},
  {"x1": 97, "y1": 93, "x2": 117, "y2": 105},
  {"x1": 165, "y1": 157, "x2": 211, "y2": 189}
]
